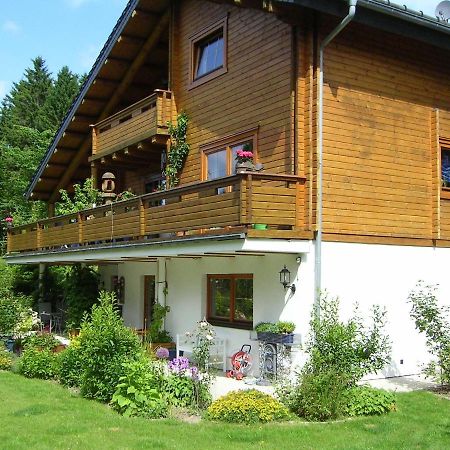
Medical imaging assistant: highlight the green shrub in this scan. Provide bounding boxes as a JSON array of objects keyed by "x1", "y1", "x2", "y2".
[
  {"x1": 408, "y1": 282, "x2": 450, "y2": 384},
  {"x1": 344, "y1": 386, "x2": 396, "y2": 417},
  {"x1": 111, "y1": 358, "x2": 168, "y2": 419},
  {"x1": 0, "y1": 348, "x2": 13, "y2": 370},
  {"x1": 19, "y1": 348, "x2": 57, "y2": 379},
  {"x1": 276, "y1": 294, "x2": 391, "y2": 421},
  {"x1": 77, "y1": 291, "x2": 141, "y2": 402},
  {"x1": 286, "y1": 368, "x2": 350, "y2": 421},
  {"x1": 206, "y1": 389, "x2": 291, "y2": 424},
  {"x1": 23, "y1": 332, "x2": 59, "y2": 351},
  {"x1": 309, "y1": 294, "x2": 391, "y2": 386},
  {"x1": 56, "y1": 340, "x2": 83, "y2": 388}
]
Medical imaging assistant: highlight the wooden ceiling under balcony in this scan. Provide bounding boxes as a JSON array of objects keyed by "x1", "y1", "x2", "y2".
[{"x1": 31, "y1": 0, "x2": 170, "y2": 201}]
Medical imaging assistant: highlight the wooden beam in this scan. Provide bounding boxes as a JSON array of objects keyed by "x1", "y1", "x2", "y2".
[{"x1": 48, "y1": 8, "x2": 169, "y2": 203}]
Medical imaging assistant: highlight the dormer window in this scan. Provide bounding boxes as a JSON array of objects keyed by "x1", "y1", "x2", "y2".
[{"x1": 189, "y1": 16, "x2": 228, "y2": 89}]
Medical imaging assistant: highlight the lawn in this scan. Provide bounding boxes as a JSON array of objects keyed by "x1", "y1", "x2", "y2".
[{"x1": 1, "y1": 371, "x2": 449, "y2": 450}]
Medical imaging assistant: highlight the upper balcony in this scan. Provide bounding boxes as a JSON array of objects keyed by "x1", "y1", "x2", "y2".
[
  {"x1": 90, "y1": 90, "x2": 173, "y2": 162},
  {"x1": 7, "y1": 173, "x2": 309, "y2": 256}
]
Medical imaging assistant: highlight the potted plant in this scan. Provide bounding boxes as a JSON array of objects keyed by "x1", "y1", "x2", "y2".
[
  {"x1": 235, "y1": 144, "x2": 254, "y2": 173},
  {"x1": 145, "y1": 304, "x2": 175, "y2": 354},
  {"x1": 254, "y1": 321, "x2": 296, "y2": 344}
]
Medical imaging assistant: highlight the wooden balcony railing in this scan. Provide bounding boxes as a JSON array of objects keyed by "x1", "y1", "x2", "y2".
[
  {"x1": 91, "y1": 90, "x2": 173, "y2": 158},
  {"x1": 7, "y1": 173, "x2": 306, "y2": 254}
]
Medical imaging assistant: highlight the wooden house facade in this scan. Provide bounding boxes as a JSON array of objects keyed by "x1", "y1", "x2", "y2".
[{"x1": 6, "y1": 0, "x2": 450, "y2": 377}]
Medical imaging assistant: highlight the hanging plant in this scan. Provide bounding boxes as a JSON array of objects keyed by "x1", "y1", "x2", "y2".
[{"x1": 165, "y1": 112, "x2": 189, "y2": 188}]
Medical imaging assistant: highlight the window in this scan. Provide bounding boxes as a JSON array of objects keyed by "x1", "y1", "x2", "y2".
[
  {"x1": 207, "y1": 274, "x2": 253, "y2": 329},
  {"x1": 442, "y1": 147, "x2": 450, "y2": 188},
  {"x1": 189, "y1": 16, "x2": 228, "y2": 89},
  {"x1": 195, "y1": 32, "x2": 224, "y2": 79},
  {"x1": 201, "y1": 128, "x2": 258, "y2": 183}
]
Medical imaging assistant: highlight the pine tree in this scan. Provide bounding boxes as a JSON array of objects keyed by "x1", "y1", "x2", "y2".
[
  {"x1": 41, "y1": 66, "x2": 81, "y2": 131},
  {"x1": 1, "y1": 56, "x2": 52, "y2": 132}
]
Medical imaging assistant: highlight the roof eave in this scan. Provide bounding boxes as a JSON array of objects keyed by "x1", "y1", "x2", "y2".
[{"x1": 25, "y1": 0, "x2": 140, "y2": 201}]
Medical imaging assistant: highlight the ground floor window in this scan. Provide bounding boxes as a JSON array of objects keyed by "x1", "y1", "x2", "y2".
[{"x1": 207, "y1": 274, "x2": 253, "y2": 329}]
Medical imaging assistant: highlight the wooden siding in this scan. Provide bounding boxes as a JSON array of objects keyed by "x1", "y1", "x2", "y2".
[
  {"x1": 172, "y1": 0, "x2": 293, "y2": 185},
  {"x1": 92, "y1": 90, "x2": 173, "y2": 159},
  {"x1": 320, "y1": 21, "x2": 450, "y2": 240},
  {"x1": 7, "y1": 174, "x2": 306, "y2": 254}
]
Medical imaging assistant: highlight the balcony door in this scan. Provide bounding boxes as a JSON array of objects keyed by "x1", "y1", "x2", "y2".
[{"x1": 143, "y1": 275, "x2": 155, "y2": 331}]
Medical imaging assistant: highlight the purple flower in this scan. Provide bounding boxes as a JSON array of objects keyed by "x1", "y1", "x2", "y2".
[
  {"x1": 155, "y1": 347, "x2": 170, "y2": 359},
  {"x1": 168, "y1": 357, "x2": 190, "y2": 373}
]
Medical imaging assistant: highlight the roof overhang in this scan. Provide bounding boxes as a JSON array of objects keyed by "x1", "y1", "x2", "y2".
[
  {"x1": 26, "y1": 0, "x2": 170, "y2": 202},
  {"x1": 4, "y1": 235, "x2": 313, "y2": 265}
]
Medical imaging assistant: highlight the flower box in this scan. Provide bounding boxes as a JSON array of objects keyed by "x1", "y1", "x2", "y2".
[{"x1": 256, "y1": 332, "x2": 294, "y2": 344}]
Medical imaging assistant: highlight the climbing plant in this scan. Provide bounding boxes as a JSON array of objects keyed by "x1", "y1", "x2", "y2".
[{"x1": 165, "y1": 112, "x2": 189, "y2": 188}]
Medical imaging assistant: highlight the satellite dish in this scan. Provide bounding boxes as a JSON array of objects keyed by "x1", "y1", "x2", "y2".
[{"x1": 435, "y1": 0, "x2": 450, "y2": 21}]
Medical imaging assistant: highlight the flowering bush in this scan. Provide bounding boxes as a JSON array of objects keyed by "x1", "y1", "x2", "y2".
[
  {"x1": 161, "y1": 356, "x2": 210, "y2": 408},
  {"x1": 0, "y1": 348, "x2": 13, "y2": 370},
  {"x1": 155, "y1": 346, "x2": 169, "y2": 359},
  {"x1": 235, "y1": 149, "x2": 254, "y2": 164},
  {"x1": 207, "y1": 390, "x2": 291, "y2": 424}
]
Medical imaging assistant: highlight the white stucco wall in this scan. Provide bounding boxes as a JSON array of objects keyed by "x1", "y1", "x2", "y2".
[
  {"x1": 98, "y1": 240, "x2": 449, "y2": 378},
  {"x1": 320, "y1": 242, "x2": 450, "y2": 378},
  {"x1": 99, "y1": 252, "x2": 312, "y2": 372}
]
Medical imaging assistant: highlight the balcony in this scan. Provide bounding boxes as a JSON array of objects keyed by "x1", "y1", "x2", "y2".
[
  {"x1": 90, "y1": 90, "x2": 173, "y2": 160},
  {"x1": 7, "y1": 174, "x2": 308, "y2": 255}
]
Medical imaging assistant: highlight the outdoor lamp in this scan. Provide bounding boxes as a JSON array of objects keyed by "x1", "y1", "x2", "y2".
[{"x1": 279, "y1": 265, "x2": 295, "y2": 293}]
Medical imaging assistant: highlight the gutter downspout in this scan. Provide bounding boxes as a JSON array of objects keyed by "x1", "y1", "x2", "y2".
[{"x1": 315, "y1": 0, "x2": 357, "y2": 318}]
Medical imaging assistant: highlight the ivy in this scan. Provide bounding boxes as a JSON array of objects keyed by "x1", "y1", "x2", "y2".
[{"x1": 165, "y1": 112, "x2": 190, "y2": 188}]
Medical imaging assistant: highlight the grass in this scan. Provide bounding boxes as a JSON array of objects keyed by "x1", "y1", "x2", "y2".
[{"x1": 1, "y1": 371, "x2": 450, "y2": 450}]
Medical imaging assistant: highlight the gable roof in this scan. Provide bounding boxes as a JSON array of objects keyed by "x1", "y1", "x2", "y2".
[{"x1": 26, "y1": 0, "x2": 450, "y2": 201}]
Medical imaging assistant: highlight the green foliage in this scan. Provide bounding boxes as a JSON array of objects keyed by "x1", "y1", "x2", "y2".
[
  {"x1": 0, "y1": 348, "x2": 13, "y2": 370},
  {"x1": 0, "y1": 293, "x2": 34, "y2": 336},
  {"x1": 63, "y1": 264, "x2": 99, "y2": 329},
  {"x1": 309, "y1": 294, "x2": 391, "y2": 387},
  {"x1": 40, "y1": 66, "x2": 82, "y2": 132},
  {"x1": 279, "y1": 369, "x2": 350, "y2": 421},
  {"x1": 277, "y1": 293, "x2": 391, "y2": 421},
  {"x1": 276, "y1": 321, "x2": 296, "y2": 334},
  {"x1": 111, "y1": 358, "x2": 168, "y2": 418},
  {"x1": 165, "y1": 112, "x2": 189, "y2": 188},
  {"x1": 191, "y1": 319, "x2": 216, "y2": 373},
  {"x1": 255, "y1": 321, "x2": 296, "y2": 334},
  {"x1": 19, "y1": 348, "x2": 57, "y2": 379},
  {"x1": 344, "y1": 386, "x2": 396, "y2": 417},
  {"x1": 23, "y1": 332, "x2": 59, "y2": 351},
  {"x1": 56, "y1": 339, "x2": 83, "y2": 388},
  {"x1": 147, "y1": 303, "x2": 172, "y2": 343},
  {"x1": 162, "y1": 373, "x2": 209, "y2": 408},
  {"x1": 206, "y1": 390, "x2": 291, "y2": 424},
  {"x1": 1, "y1": 57, "x2": 52, "y2": 132},
  {"x1": 77, "y1": 291, "x2": 142, "y2": 402},
  {"x1": 56, "y1": 178, "x2": 101, "y2": 216},
  {"x1": 408, "y1": 282, "x2": 450, "y2": 384}
]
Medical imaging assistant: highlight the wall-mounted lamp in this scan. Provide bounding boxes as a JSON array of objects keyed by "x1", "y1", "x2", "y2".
[{"x1": 279, "y1": 265, "x2": 296, "y2": 293}]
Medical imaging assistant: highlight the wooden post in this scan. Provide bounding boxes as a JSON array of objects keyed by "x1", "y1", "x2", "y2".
[
  {"x1": 36, "y1": 223, "x2": 42, "y2": 249},
  {"x1": 78, "y1": 213, "x2": 83, "y2": 244},
  {"x1": 246, "y1": 174, "x2": 253, "y2": 225},
  {"x1": 47, "y1": 203, "x2": 55, "y2": 218},
  {"x1": 91, "y1": 125, "x2": 98, "y2": 155},
  {"x1": 139, "y1": 198, "x2": 145, "y2": 237},
  {"x1": 6, "y1": 229, "x2": 11, "y2": 253},
  {"x1": 295, "y1": 180, "x2": 302, "y2": 230}
]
